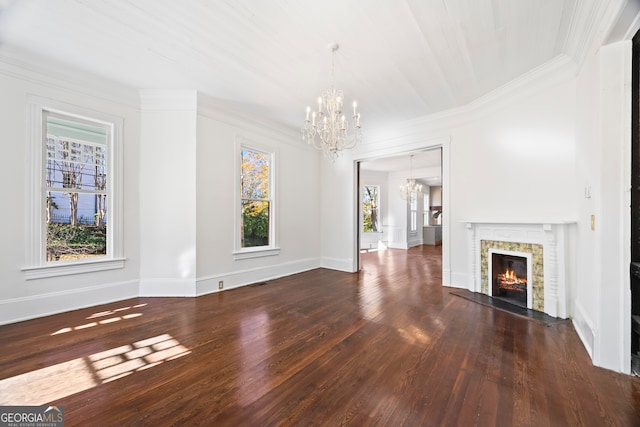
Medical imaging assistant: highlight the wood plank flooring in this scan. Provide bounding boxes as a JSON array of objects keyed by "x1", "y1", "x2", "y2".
[{"x1": 1, "y1": 245, "x2": 640, "y2": 426}]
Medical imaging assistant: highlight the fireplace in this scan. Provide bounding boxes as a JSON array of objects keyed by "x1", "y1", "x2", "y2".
[
  {"x1": 466, "y1": 221, "x2": 575, "y2": 318},
  {"x1": 491, "y1": 252, "x2": 530, "y2": 308}
]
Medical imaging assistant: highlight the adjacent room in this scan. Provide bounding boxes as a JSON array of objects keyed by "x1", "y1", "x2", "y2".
[{"x1": 1, "y1": 0, "x2": 640, "y2": 424}]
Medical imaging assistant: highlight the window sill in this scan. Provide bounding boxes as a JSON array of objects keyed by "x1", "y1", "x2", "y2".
[
  {"x1": 22, "y1": 258, "x2": 126, "y2": 280},
  {"x1": 233, "y1": 247, "x2": 280, "y2": 260}
]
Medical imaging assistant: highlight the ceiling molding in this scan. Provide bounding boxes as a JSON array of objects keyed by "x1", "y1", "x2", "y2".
[
  {"x1": 563, "y1": 0, "x2": 616, "y2": 68},
  {"x1": 0, "y1": 1, "x2": 625, "y2": 135},
  {"x1": 197, "y1": 95, "x2": 308, "y2": 149},
  {"x1": 139, "y1": 90, "x2": 198, "y2": 111},
  {"x1": 365, "y1": 54, "x2": 577, "y2": 147},
  {"x1": 0, "y1": 47, "x2": 139, "y2": 108},
  {"x1": 603, "y1": 0, "x2": 640, "y2": 43}
]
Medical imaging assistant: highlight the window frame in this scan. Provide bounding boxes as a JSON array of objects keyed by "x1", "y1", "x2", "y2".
[
  {"x1": 423, "y1": 193, "x2": 430, "y2": 226},
  {"x1": 23, "y1": 97, "x2": 125, "y2": 279},
  {"x1": 233, "y1": 137, "x2": 279, "y2": 260},
  {"x1": 410, "y1": 190, "x2": 418, "y2": 232},
  {"x1": 362, "y1": 184, "x2": 381, "y2": 234}
]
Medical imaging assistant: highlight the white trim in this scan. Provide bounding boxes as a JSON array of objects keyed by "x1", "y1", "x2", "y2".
[
  {"x1": 447, "y1": 271, "x2": 466, "y2": 288},
  {"x1": 0, "y1": 47, "x2": 139, "y2": 108},
  {"x1": 0, "y1": 279, "x2": 138, "y2": 325},
  {"x1": 573, "y1": 300, "x2": 596, "y2": 358},
  {"x1": 139, "y1": 278, "x2": 197, "y2": 297},
  {"x1": 197, "y1": 95, "x2": 304, "y2": 146},
  {"x1": 140, "y1": 89, "x2": 198, "y2": 111},
  {"x1": 351, "y1": 138, "x2": 451, "y2": 280},
  {"x1": 233, "y1": 247, "x2": 280, "y2": 260},
  {"x1": 234, "y1": 136, "x2": 279, "y2": 257},
  {"x1": 24, "y1": 96, "x2": 125, "y2": 276},
  {"x1": 321, "y1": 256, "x2": 354, "y2": 272},
  {"x1": 196, "y1": 257, "x2": 320, "y2": 295},
  {"x1": 22, "y1": 258, "x2": 125, "y2": 280},
  {"x1": 466, "y1": 221, "x2": 575, "y2": 318}
]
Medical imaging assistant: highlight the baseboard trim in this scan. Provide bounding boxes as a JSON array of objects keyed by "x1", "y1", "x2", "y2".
[
  {"x1": 196, "y1": 257, "x2": 321, "y2": 295},
  {"x1": 139, "y1": 278, "x2": 197, "y2": 297},
  {"x1": 0, "y1": 279, "x2": 138, "y2": 325},
  {"x1": 573, "y1": 300, "x2": 595, "y2": 358},
  {"x1": 320, "y1": 257, "x2": 355, "y2": 272},
  {"x1": 447, "y1": 271, "x2": 468, "y2": 288}
]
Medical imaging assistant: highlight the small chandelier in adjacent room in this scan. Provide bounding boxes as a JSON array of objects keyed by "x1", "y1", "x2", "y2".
[
  {"x1": 399, "y1": 155, "x2": 423, "y2": 201},
  {"x1": 302, "y1": 42, "x2": 362, "y2": 161}
]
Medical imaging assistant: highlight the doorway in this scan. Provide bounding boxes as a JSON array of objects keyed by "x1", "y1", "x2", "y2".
[{"x1": 356, "y1": 147, "x2": 445, "y2": 273}]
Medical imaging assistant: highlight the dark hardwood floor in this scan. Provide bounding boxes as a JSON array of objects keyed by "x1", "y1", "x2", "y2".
[{"x1": 1, "y1": 245, "x2": 640, "y2": 426}]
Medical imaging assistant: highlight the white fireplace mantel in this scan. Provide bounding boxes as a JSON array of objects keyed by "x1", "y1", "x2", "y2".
[{"x1": 465, "y1": 220, "x2": 576, "y2": 318}]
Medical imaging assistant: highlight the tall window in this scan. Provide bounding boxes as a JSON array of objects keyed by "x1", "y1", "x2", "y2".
[
  {"x1": 423, "y1": 193, "x2": 429, "y2": 225},
  {"x1": 45, "y1": 113, "x2": 109, "y2": 261},
  {"x1": 240, "y1": 147, "x2": 272, "y2": 248},
  {"x1": 362, "y1": 185, "x2": 380, "y2": 233},
  {"x1": 24, "y1": 98, "x2": 123, "y2": 279},
  {"x1": 410, "y1": 191, "x2": 418, "y2": 232}
]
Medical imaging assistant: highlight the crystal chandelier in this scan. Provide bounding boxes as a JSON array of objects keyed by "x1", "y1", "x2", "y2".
[
  {"x1": 399, "y1": 155, "x2": 423, "y2": 201},
  {"x1": 302, "y1": 43, "x2": 362, "y2": 161}
]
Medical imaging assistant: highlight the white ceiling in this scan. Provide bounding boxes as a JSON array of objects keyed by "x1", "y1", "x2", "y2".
[{"x1": 0, "y1": 0, "x2": 615, "y2": 143}]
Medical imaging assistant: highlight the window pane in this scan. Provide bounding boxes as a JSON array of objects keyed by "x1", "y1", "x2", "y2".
[
  {"x1": 46, "y1": 191, "x2": 107, "y2": 261},
  {"x1": 362, "y1": 185, "x2": 379, "y2": 233},
  {"x1": 46, "y1": 137, "x2": 107, "y2": 192},
  {"x1": 241, "y1": 149, "x2": 269, "y2": 200},
  {"x1": 241, "y1": 200, "x2": 270, "y2": 247}
]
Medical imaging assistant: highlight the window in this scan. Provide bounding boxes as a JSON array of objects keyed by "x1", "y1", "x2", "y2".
[
  {"x1": 423, "y1": 193, "x2": 429, "y2": 225},
  {"x1": 410, "y1": 191, "x2": 418, "y2": 232},
  {"x1": 24, "y1": 99, "x2": 124, "y2": 279},
  {"x1": 362, "y1": 185, "x2": 380, "y2": 233},
  {"x1": 234, "y1": 141, "x2": 278, "y2": 259},
  {"x1": 45, "y1": 113, "x2": 108, "y2": 261}
]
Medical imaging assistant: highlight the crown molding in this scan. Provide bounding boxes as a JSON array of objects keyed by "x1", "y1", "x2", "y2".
[
  {"x1": 564, "y1": 0, "x2": 617, "y2": 69},
  {"x1": 365, "y1": 54, "x2": 577, "y2": 147},
  {"x1": 0, "y1": 46, "x2": 139, "y2": 108},
  {"x1": 196, "y1": 94, "x2": 308, "y2": 149},
  {"x1": 602, "y1": 0, "x2": 640, "y2": 44},
  {"x1": 139, "y1": 90, "x2": 198, "y2": 111}
]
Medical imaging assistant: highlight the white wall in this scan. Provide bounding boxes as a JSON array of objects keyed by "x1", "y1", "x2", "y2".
[
  {"x1": 0, "y1": 57, "x2": 141, "y2": 324},
  {"x1": 139, "y1": 90, "x2": 198, "y2": 296},
  {"x1": 573, "y1": 39, "x2": 632, "y2": 372},
  {"x1": 320, "y1": 154, "x2": 357, "y2": 271},
  {"x1": 447, "y1": 76, "x2": 577, "y2": 282},
  {"x1": 195, "y1": 104, "x2": 321, "y2": 292},
  {"x1": 387, "y1": 170, "x2": 409, "y2": 249},
  {"x1": 0, "y1": 56, "x2": 323, "y2": 323},
  {"x1": 319, "y1": 24, "x2": 634, "y2": 373}
]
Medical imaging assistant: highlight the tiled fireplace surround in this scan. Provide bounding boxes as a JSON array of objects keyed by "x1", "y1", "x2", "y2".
[{"x1": 466, "y1": 221, "x2": 574, "y2": 319}]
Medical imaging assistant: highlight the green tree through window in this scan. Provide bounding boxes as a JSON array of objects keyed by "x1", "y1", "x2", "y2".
[
  {"x1": 241, "y1": 148, "x2": 271, "y2": 247},
  {"x1": 363, "y1": 185, "x2": 380, "y2": 233}
]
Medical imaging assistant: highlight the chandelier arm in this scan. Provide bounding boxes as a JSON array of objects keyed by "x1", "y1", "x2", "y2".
[{"x1": 302, "y1": 42, "x2": 361, "y2": 161}]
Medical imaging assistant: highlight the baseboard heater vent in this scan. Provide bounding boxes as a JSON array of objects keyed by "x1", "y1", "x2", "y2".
[{"x1": 249, "y1": 282, "x2": 268, "y2": 287}]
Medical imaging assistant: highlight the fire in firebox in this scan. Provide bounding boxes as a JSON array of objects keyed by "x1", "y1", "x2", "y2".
[
  {"x1": 497, "y1": 268, "x2": 527, "y2": 292},
  {"x1": 491, "y1": 253, "x2": 528, "y2": 308}
]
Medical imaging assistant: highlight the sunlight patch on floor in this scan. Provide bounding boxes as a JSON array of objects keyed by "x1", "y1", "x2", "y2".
[
  {"x1": 0, "y1": 334, "x2": 190, "y2": 405},
  {"x1": 51, "y1": 304, "x2": 147, "y2": 335}
]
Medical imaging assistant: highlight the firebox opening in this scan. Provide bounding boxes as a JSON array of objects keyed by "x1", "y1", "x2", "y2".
[{"x1": 491, "y1": 253, "x2": 528, "y2": 308}]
